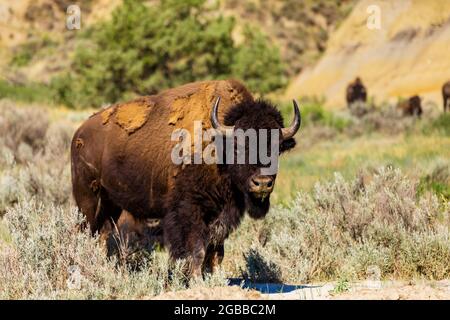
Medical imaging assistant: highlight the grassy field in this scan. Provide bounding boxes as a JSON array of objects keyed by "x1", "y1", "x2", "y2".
[
  {"x1": 0, "y1": 99, "x2": 448, "y2": 298},
  {"x1": 274, "y1": 130, "x2": 450, "y2": 204}
]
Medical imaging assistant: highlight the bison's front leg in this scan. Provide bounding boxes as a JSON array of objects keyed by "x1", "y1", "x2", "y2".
[{"x1": 163, "y1": 207, "x2": 208, "y2": 278}]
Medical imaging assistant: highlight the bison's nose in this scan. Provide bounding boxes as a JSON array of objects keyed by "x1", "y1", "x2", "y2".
[{"x1": 249, "y1": 176, "x2": 274, "y2": 195}]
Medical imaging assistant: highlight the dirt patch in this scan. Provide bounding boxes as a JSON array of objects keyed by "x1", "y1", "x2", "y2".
[
  {"x1": 168, "y1": 80, "x2": 252, "y2": 129},
  {"x1": 151, "y1": 286, "x2": 264, "y2": 300},
  {"x1": 114, "y1": 101, "x2": 152, "y2": 134},
  {"x1": 333, "y1": 280, "x2": 450, "y2": 300},
  {"x1": 149, "y1": 280, "x2": 450, "y2": 300},
  {"x1": 101, "y1": 107, "x2": 116, "y2": 125}
]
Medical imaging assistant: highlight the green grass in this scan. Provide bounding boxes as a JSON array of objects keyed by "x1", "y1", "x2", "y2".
[
  {"x1": 424, "y1": 113, "x2": 450, "y2": 136},
  {"x1": 279, "y1": 99, "x2": 351, "y2": 132},
  {"x1": 333, "y1": 278, "x2": 350, "y2": 294},
  {"x1": 0, "y1": 101, "x2": 449, "y2": 298},
  {"x1": 273, "y1": 131, "x2": 450, "y2": 204},
  {"x1": 0, "y1": 219, "x2": 10, "y2": 244},
  {"x1": 0, "y1": 80, "x2": 54, "y2": 105}
]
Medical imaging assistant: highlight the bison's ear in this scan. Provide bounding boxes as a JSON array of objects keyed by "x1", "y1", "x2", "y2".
[{"x1": 280, "y1": 137, "x2": 296, "y2": 153}]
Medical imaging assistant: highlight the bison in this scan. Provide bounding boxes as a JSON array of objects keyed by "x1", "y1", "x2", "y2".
[
  {"x1": 397, "y1": 95, "x2": 422, "y2": 117},
  {"x1": 71, "y1": 80, "x2": 301, "y2": 276},
  {"x1": 346, "y1": 77, "x2": 367, "y2": 107},
  {"x1": 443, "y1": 81, "x2": 450, "y2": 113}
]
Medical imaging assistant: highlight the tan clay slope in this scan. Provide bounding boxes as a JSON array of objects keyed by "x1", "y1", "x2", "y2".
[{"x1": 285, "y1": 0, "x2": 450, "y2": 109}]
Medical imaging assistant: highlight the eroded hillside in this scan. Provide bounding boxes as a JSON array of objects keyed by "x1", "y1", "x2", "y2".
[{"x1": 286, "y1": 0, "x2": 450, "y2": 108}]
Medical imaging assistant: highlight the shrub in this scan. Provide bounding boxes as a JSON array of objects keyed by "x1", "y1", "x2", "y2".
[
  {"x1": 52, "y1": 0, "x2": 285, "y2": 108},
  {"x1": 0, "y1": 101, "x2": 73, "y2": 213},
  {"x1": 10, "y1": 36, "x2": 57, "y2": 67},
  {"x1": 242, "y1": 248, "x2": 282, "y2": 283},
  {"x1": 231, "y1": 26, "x2": 285, "y2": 94},
  {"x1": 234, "y1": 167, "x2": 450, "y2": 283},
  {"x1": 0, "y1": 100, "x2": 49, "y2": 162},
  {"x1": 418, "y1": 162, "x2": 450, "y2": 202},
  {"x1": 0, "y1": 200, "x2": 228, "y2": 299},
  {"x1": 424, "y1": 113, "x2": 450, "y2": 136}
]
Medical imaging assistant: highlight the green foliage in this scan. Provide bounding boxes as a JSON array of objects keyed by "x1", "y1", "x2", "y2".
[
  {"x1": 10, "y1": 36, "x2": 57, "y2": 67},
  {"x1": 427, "y1": 113, "x2": 450, "y2": 136},
  {"x1": 0, "y1": 80, "x2": 53, "y2": 104},
  {"x1": 333, "y1": 278, "x2": 350, "y2": 294},
  {"x1": 418, "y1": 163, "x2": 450, "y2": 202},
  {"x1": 231, "y1": 26, "x2": 285, "y2": 94},
  {"x1": 279, "y1": 98, "x2": 351, "y2": 132},
  {"x1": 11, "y1": 48, "x2": 33, "y2": 67},
  {"x1": 53, "y1": 0, "x2": 284, "y2": 108}
]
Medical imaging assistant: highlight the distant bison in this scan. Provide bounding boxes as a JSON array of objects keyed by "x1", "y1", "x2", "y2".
[
  {"x1": 443, "y1": 81, "x2": 450, "y2": 113},
  {"x1": 397, "y1": 95, "x2": 422, "y2": 117},
  {"x1": 346, "y1": 77, "x2": 367, "y2": 107},
  {"x1": 71, "y1": 80, "x2": 301, "y2": 276}
]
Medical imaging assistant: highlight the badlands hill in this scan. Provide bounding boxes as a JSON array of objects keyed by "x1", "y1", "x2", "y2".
[{"x1": 285, "y1": 0, "x2": 450, "y2": 109}]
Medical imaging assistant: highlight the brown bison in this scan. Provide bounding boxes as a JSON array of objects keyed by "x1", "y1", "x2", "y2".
[
  {"x1": 346, "y1": 77, "x2": 367, "y2": 107},
  {"x1": 443, "y1": 81, "x2": 450, "y2": 113},
  {"x1": 71, "y1": 80, "x2": 301, "y2": 276},
  {"x1": 397, "y1": 95, "x2": 422, "y2": 117}
]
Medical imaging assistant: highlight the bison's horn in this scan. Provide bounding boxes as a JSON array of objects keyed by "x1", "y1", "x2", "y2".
[
  {"x1": 281, "y1": 100, "x2": 301, "y2": 140},
  {"x1": 211, "y1": 96, "x2": 234, "y2": 136}
]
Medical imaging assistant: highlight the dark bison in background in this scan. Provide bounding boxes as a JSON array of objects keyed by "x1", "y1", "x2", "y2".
[
  {"x1": 443, "y1": 80, "x2": 450, "y2": 113},
  {"x1": 397, "y1": 95, "x2": 422, "y2": 117},
  {"x1": 346, "y1": 77, "x2": 367, "y2": 107},
  {"x1": 71, "y1": 80, "x2": 301, "y2": 276}
]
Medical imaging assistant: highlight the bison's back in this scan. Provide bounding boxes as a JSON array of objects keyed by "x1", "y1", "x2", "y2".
[{"x1": 72, "y1": 79, "x2": 254, "y2": 220}]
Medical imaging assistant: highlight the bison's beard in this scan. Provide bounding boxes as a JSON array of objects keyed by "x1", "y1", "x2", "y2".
[{"x1": 246, "y1": 193, "x2": 271, "y2": 219}]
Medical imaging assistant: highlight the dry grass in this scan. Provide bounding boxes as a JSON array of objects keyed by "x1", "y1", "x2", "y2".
[
  {"x1": 0, "y1": 99, "x2": 448, "y2": 298},
  {"x1": 227, "y1": 168, "x2": 449, "y2": 283}
]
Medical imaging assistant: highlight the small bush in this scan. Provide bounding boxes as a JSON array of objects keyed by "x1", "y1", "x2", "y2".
[
  {"x1": 10, "y1": 36, "x2": 57, "y2": 67},
  {"x1": 235, "y1": 167, "x2": 450, "y2": 283},
  {"x1": 425, "y1": 113, "x2": 450, "y2": 136},
  {"x1": 418, "y1": 163, "x2": 450, "y2": 202},
  {"x1": 242, "y1": 248, "x2": 282, "y2": 283},
  {"x1": 0, "y1": 200, "x2": 227, "y2": 299},
  {"x1": 0, "y1": 100, "x2": 49, "y2": 161}
]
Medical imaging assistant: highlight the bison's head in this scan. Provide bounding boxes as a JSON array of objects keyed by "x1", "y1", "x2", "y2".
[{"x1": 211, "y1": 97, "x2": 301, "y2": 219}]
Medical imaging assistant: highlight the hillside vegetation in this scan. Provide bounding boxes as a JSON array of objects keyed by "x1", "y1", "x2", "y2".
[{"x1": 0, "y1": 0, "x2": 355, "y2": 108}]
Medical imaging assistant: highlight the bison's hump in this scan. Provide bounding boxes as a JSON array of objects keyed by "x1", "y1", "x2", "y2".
[{"x1": 112, "y1": 100, "x2": 153, "y2": 134}]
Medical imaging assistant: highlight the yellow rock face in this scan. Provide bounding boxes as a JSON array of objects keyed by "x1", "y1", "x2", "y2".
[{"x1": 285, "y1": 0, "x2": 450, "y2": 109}]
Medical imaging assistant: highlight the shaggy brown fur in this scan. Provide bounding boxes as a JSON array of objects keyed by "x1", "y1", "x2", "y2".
[
  {"x1": 443, "y1": 81, "x2": 450, "y2": 113},
  {"x1": 397, "y1": 95, "x2": 422, "y2": 117},
  {"x1": 71, "y1": 80, "x2": 253, "y2": 234},
  {"x1": 163, "y1": 99, "x2": 296, "y2": 276},
  {"x1": 346, "y1": 77, "x2": 367, "y2": 107},
  {"x1": 71, "y1": 80, "x2": 298, "y2": 275}
]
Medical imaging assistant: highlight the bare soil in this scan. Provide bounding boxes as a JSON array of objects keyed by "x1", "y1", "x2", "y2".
[{"x1": 150, "y1": 280, "x2": 450, "y2": 300}]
